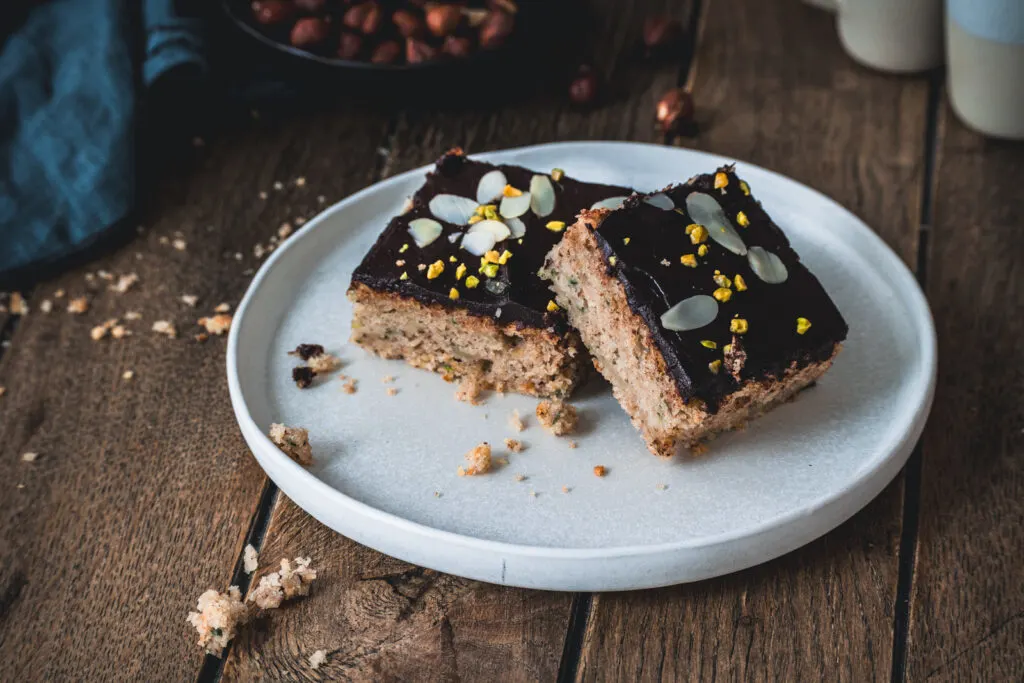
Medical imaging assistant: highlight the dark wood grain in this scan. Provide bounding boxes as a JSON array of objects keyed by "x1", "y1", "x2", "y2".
[
  {"x1": 575, "y1": 1, "x2": 930, "y2": 680},
  {"x1": 222, "y1": 495, "x2": 574, "y2": 682},
  {"x1": 0, "y1": 106, "x2": 388, "y2": 680},
  {"x1": 221, "y1": 1, "x2": 697, "y2": 679},
  {"x1": 905, "y1": 106, "x2": 1024, "y2": 681}
]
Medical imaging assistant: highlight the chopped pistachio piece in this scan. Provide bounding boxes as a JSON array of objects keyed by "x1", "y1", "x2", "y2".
[
  {"x1": 546, "y1": 300, "x2": 559, "y2": 312},
  {"x1": 700, "y1": 340, "x2": 717, "y2": 349},
  {"x1": 736, "y1": 211, "x2": 750, "y2": 227},
  {"x1": 426, "y1": 260, "x2": 444, "y2": 279},
  {"x1": 730, "y1": 318, "x2": 749, "y2": 334},
  {"x1": 455, "y1": 263, "x2": 467, "y2": 280},
  {"x1": 449, "y1": 288, "x2": 460, "y2": 300},
  {"x1": 714, "y1": 172, "x2": 728, "y2": 189},
  {"x1": 734, "y1": 274, "x2": 748, "y2": 291},
  {"x1": 551, "y1": 168, "x2": 565, "y2": 182},
  {"x1": 709, "y1": 359, "x2": 722, "y2": 374},
  {"x1": 680, "y1": 254, "x2": 698, "y2": 268},
  {"x1": 796, "y1": 317, "x2": 812, "y2": 335},
  {"x1": 712, "y1": 287, "x2": 732, "y2": 302},
  {"x1": 546, "y1": 220, "x2": 566, "y2": 232}
]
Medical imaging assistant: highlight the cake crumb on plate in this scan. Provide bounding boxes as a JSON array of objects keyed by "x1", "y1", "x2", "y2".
[
  {"x1": 508, "y1": 409, "x2": 526, "y2": 432},
  {"x1": 536, "y1": 400, "x2": 578, "y2": 435},
  {"x1": 269, "y1": 423, "x2": 313, "y2": 466},
  {"x1": 504, "y1": 438, "x2": 524, "y2": 453},
  {"x1": 457, "y1": 442, "x2": 492, "y2": 476}
]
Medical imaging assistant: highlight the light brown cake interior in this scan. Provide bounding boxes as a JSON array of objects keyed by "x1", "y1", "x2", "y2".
[
  {"x1": 543, "y1": 214, "x2": 839, "y2": 457},
  {"x1": 348, "y1": 283, "x2": 586, "y2": 400}
]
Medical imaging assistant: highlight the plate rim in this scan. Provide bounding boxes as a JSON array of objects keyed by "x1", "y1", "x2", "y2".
[{"x1": 226, "y1": 141, "x2": 937, "y2": 578}]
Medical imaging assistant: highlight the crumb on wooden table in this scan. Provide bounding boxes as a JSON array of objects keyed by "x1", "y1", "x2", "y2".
[
  {"x1": 124, "y1": 310, "x2": 142, "y2": 320},
  {"x1": 39, "y1": 299, "x2": 52, "y2": 313},
  {"x1": 504, "y1": 438, "x2": 524, "y2": 453},
  {"x1": 268, "y1": 423, "x2": 313, "y2": 466},
  {"x1": 536, "y1": 400, "x2": 578, "y2": 436},
  {"x1": 243, "y1": 544, "x2": 259, "y2": 574},
  {"x1": 122, "y1": 370, "x2": 134, "y2": 381},
  {"x1": 198, "y1": 314, "x2": 232, "y2": 336},
  {"x1": 508, "y1": 409, "x2": 525, "y2": 432},
  {"x1": 21, "y1": 452, "x2": 38, "y2": 462},
  {"x1": 214, "y1": 302, "x2": 232, "y2": 314},
  {"x1": 181, "y1": 294, "x2": 199, "y2": 307},
  {"x1": 457, "y1": 442, "x2": 492, "y2": 476},
  {"x1": 152, "y1": 320, "x2": 177, "y2": 338},
  {"x1": 187, "y1": 586, "x2": 249, "y2": 657},
  {"x1": 309, "y1": 650, "x2": 327, "y2": 670},
  {"x1": 9, "y1": 292, "x2": 28, "y2": 315},
  {"x1": 248, "y1": 557, "x2": 317, "y2": 610},
  {"x1": 67, "y1": 296, "x2": 89, "y2": 314},
  {"x1": 109, "y1": 273, "x2": 139, "y2": 294}
]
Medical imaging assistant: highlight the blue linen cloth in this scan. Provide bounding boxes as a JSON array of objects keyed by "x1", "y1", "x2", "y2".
[{"x1": 0, "y1": 0, "x2": 205, "y2": 279}]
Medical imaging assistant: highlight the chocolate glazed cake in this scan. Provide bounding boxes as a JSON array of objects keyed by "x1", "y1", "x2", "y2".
[
  {"x1": 542, "y1": 166, "x2": 849, "y2": 456},
  {"x1": 348, "y1": 148, "x2": 633, "y2": 398}
]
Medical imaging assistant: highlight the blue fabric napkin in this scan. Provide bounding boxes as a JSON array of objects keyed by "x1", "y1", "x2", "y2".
[{"x1": 0, "y1": 0, "x2": 206, "y2": 279}]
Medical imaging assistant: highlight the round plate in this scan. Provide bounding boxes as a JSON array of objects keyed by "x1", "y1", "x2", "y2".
[{"x1": 227, "y1": 142, "x2": 936, "y2": 591}]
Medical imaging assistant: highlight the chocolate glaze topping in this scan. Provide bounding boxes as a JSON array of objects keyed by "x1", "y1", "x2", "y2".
[
  {"x1": 592, "y1": 167, "x2": 849, "y2": 411},
  {"x1": 351, "y1": 150, "x2": 632, "y2": 332}
]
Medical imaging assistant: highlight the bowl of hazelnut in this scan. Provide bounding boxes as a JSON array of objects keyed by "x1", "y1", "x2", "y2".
[{"x1": 225, "y1": 0, "x2": 530, "y2": 72}]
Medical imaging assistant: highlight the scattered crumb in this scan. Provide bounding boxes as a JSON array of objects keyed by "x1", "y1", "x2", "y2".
[
  {"x1": 249, "y1": 557, "x2": 317, "y2": 610},
  {"x1": 214, "y1": 303, "x2": 231, "y2": 314},
  {"x1": 341, "y1": 378, "x2": 358, "y2": 394},
  {"x1": 307, "y1": 352, "x2": 341, "y2": 374},
  {"x1": 124, "y1": 310, "x2": 142, "y2": 321},
  {"x1": 243, "y1": 544, "x2": 259, "y2": 574},
  {"x1": 0, "y1": 387, "x2": 5, "y2": 398},
  {"x1": 90, "y1": 324, "x2": 109, "y2": 341},
  {"x1": 508, "y1": 409, "x2": 525, "y2": 432},
  {"x1": 433, "y1": 490, "x2": 442, "y2": 498},
  {"x1": 273, "y1": 181, "x2": 284, "y2": 191},
  {"x1": 295, "y1": 176, "x2": 306, "y2": 187},
  {"x1": 277, "y1": 223, "x2": 293, "y2": 240},
  {"x1": 158, "y1": 236, "x2": 169, "y2": 245},
  {"x1": 568, "y1": 440, "x2": 578, "y2": 449},
  {"x1": 294, "y1": 217, "x2": 306, "y2": 226},
  {"x1": 39, "y1": 299, "x2": 52, "y2": 314},
  {"x1": 457, "y1": 442, "x2": 492, "y2": 476},
  {"x1": 292, "y1": 366, "x2": 315, "y2": 389},
  {"x1": 317, "y1": 195, "x2": 326, "y2": 204},
  {"x1": 535, "y1": 400, "x2": 579, "y2": 436},
  {"x1": 593, "y1": 465, "x2": 607, "y2": 477},
  {"x1": 187, "y1": 586, "x2": 249, "y2": 657},
  {"x1": 253, "y1": 243, "x2": 266, "y2": 259},
  {"x1": 181, "y1": 294, "x2": 199, "y2": 307},
  {"x1": 269, "y1": 423, "x2": 313, "y2": 466},
  {"x1": 198, "y1": 314, "x2": 232, "y2": 335},
  {"x1": 195, "y1": 333, "x2": 209, "y2": 343},
  {"x1": 152, "y1": 320, "x2": 177, "y2": 338},
  {"x1": 656, "y1": 483, "x2": 668, "y2": 491},
  {"x1": 455, "y1": 369, "x2": 486, "y2": 405},
  {"x1": 172, "y1": 238, "x2": 187, "y2": 251},
  {"x1": 111, "y1": 325, "x2": 131, "y2": 339},
  {"x1": 504, "y1": 438, "x2": 524, "y2": 453},
  {"x1": 234, "y1": 252, "x2": 243, "y2": 261},
  {"x1": 514, "y1": 473, "x2": 526, "y2": 482},
  {"x1": 309, "y1": 650, "x2": 327, "y2": 670},
  {"x1": 561, "y1": 485, "x2": 571, "y2": 494},
  {"x1": 386, "y1": 387, "x2": 398, "y2": 396},
  {"x1": 21, "y1": 452, "x2": 38, "y2": 463},
  {"x1": 109, "y1": 273, "x2": 139, "y2": 294},
  {"x1": 289, "y1": 343, "x2": 324, "y2": 360},
  {"x1": 660, "y1": 258, "x2": 671, "y2": 266},
  {"x1": 690, "y1": 443, "x2": 708, "y2": 456},
  {"x1": 529, "y1": 491, "x2": 537, "y2": 497},
  {"x1": 7, "y1": 292, "x2": 27, "y2": 315},
  {"x1": 66, "y1": 296, "x2": 89, "y2": 314},
  {"x1": 122, "y1": 370, "x2": 134, "y2": 381},
  {"x1": 382, "y1": 375, "x2": 395, "y2": 383},
  {"x1": 96, "y1": 269, "x2": 113, "y2": 281},
  {"x1": 53, "y1": 289, "x2": 65, "y2": 298},
  {"x1": 258, "y1": 190, "x2": 268, "y2": 200}
]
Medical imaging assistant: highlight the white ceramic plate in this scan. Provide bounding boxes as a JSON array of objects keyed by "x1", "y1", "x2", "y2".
[{"x1": 227, "y1": 142, "x2": 936, "y2": 591}]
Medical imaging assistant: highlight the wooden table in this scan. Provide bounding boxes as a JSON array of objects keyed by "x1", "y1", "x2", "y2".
[{"x1": 2, "y1": 1, "x2": 1022, "y2": 680}]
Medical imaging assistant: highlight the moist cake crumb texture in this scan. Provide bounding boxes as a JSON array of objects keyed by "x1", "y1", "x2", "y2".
[
  {"x1": 187, "y1": 586, "x2": 249, "y2": 657},
  {"x1": 542, "y1": 165, "x2": 847, "y2": 456},
  {"x1": 535, "y1": 400, "x2": 579, "y2": 435},
  {"x1": 269, "y1": 423, "x2": 314, "y2": 466},
  {"x1": 249, "y1": 557, "x2": 317, "y2": 610},
  {"x1": 458, "y1": 442, "x2": 492, "y2": 476}
]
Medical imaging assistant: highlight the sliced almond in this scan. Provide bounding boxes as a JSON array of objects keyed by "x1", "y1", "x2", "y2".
[
  {"x1": 499, "y1": 192, "x2": 532, "y2": 219},
  {"x1": 476, "y1": 170, "x2": 508, "y2": 205},
  {"x1": 506, "y1": 216, "x2": 527, "y2": 239},
  {"x1": 467, "y1": 219, "x2": 511, "y2": 242},
  {"x1": 747, "y1": 246, "x2": 788, "y2": 283},
  {"x1": 461, "y1": 230, "x2": 498, "y2": 256},
  {"x1": 644, "y1": 193, "x2": 674, "y2": 210},
  {"x1": 408, "y1": 218, "x2": 443, "y2": 248},
  {"x1": 429, "y1": 194, "x2": 479, "y2": 225},
  {"x1": 529, "y1": 175, "x2": 556, "y2": 217},
  {"x1": 685, "y1": 192, "x2": 747, "y2": 255},
  {"x1": 660, "y1": 295, "x2": 719, "y2": 332},
  {"x1": 591, "y1": 196, "x2": 628, "y2": 211}
]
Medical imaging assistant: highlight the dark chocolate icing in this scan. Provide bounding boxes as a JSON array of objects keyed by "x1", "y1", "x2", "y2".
[
  {"x1": 350, "y1": 151, "x2": 632, "y2": 332},
  {"x1": 592, "y1": 167, "x2": 849, "y2": 411}
]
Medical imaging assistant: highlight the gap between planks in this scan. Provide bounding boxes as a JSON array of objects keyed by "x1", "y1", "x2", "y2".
[{"x1": 889, "y1": 68, "x2": 943, "y2": 683}]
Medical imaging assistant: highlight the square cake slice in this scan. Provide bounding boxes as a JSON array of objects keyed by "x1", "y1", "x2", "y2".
[
  {"x1": 542, "y1": 166, "x2": 849, "y2": 456},
  {"x1": 348, "y1": 149, "x2": 633, "y2": 399}
]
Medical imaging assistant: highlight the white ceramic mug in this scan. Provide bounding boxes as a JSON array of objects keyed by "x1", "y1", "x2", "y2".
[
  {"x1": 807, "y1": 0, "x2": 945, "y2": 73},
  {"x1": 946, "y1": 0, "x2": 1024, "y2": 140}
]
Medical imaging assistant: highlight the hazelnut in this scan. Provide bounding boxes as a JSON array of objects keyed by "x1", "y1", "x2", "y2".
[
  {"x1": 290, "y1": 17, "x2": 329, "y2": 47},
  {"x1": 252, "y1": 0, "x2": 294, "y2": 25},
  {"x1": 371, "y1": 40, "x2": 402, "y2": 64},
  {"x1": 392, "y1": 9, "x2": 424, "y2": 38},
  {"x1": 655, "y1": 88, "x2": 696, "y2": 136},
  {"x1": 569, "y1": 67, "x2": 598, "y2": 106},
  {"x1": 337, "y1": 32, "x2": 362, "y2": 60},
  {"x1": 442, "y1": 35, "x2": 473, "y2": 58},
  {"x1": 479, "y1": 10, "x2": 514, "y2": 49},
  {"x1": 643, "y1": 15, "x2": 684, "y2": 53},
  {"x1": 426, "y1": 4, "x2": 462, "y2": 37},
  {"x1": 406, "y1": 38, "x2": 437, "y2": 64},
  {"x1": 294, "y1": 0, "x2": 326, "y2": 11},
  {"x1": 344, "y1": 2, "x2": 381, "y2": 34}
]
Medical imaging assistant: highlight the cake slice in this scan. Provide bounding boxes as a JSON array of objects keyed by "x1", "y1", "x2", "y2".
[
  {"x1": 348, "y1": 149, "x2": 632, "y2": 399},
  {"x1": 541, "y1": 166, "x2": 848, "y2": 456}
]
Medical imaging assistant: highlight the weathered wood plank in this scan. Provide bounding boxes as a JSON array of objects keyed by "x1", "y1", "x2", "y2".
[
  {"x1": 221, "y1": 1, "x2": 696, "y2": 679},
  {"x1": 575, "y1": 1, "x2": 930, "y2": 680},
  {"x1": 906, "y1": 105, "x2": 1024, "y2": 681},
  {"x1": 0, "y1": 107, "x2": 387, "y2": 680}
]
